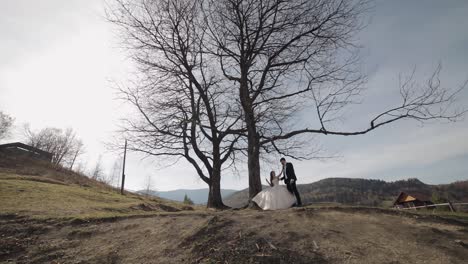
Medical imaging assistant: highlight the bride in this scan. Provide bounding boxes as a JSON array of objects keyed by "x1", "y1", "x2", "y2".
[{"x1": 252, "y1": 170, "x2": 296, "y2": 210}]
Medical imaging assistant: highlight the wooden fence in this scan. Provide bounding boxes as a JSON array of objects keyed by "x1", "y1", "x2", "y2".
[{"x1": 395, "y1": 202, "x2": 468, "y2": 212}]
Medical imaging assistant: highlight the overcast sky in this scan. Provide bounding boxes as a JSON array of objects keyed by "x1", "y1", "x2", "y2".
[{"x1": 1, "y1": 0, "x2": 467, "y2": 191}]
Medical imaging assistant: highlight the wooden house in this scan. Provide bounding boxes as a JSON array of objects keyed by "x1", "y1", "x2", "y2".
[
  {"x1": 393, "y1": 191, "x2": 433, "y2": 209},
  {"x1": 0, "y1": 142, "x2": 53, "y2": 162}
]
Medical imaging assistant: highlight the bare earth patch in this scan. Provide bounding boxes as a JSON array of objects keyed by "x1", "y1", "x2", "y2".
[{"x1": 1, "y1": 207, "x2": 467, "y2": 264}]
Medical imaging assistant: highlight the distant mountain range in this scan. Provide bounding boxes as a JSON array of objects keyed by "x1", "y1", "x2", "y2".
[
  {"x1": 223, "y1": 178, "x2": 468, "y2": 208},
  {"x1": 137, "y1": 178, "x2": 468, "y2": 207},
  {"x1": 137, "y1": 188, "x2": 239, "y2": 204}
]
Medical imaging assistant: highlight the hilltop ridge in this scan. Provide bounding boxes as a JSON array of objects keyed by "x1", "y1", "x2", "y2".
[
  {"x1": 224, "y1": 177, "x2": 468, "y2": 208},
  {"x1": 0, "y1": 153, "x2": 195, "y2": 220}
]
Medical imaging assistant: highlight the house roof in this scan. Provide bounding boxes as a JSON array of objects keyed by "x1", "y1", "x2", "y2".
[
  {"x1": 393, "y1": 191, "x2": 432, "y2": 205},
  {"x1": 0, "y1": 142, "x2": 53, "y2": 159}
]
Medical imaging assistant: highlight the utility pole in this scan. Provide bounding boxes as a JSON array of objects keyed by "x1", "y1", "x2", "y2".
[{"x1": 120, "y1": 139, "x2": 127, "y2": 195}]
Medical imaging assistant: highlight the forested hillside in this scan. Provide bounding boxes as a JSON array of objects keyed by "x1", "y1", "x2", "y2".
[{"x1": 224, "y1": 178, "x2": 468, "y2": 208}]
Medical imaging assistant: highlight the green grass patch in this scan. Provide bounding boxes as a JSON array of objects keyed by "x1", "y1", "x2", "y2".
[
  {"x1": 0, "y1": 173, "x2": 191, "y2": 220},
  {"x1": 409, "y1": 209, "x2": 468, "y2": 222}
]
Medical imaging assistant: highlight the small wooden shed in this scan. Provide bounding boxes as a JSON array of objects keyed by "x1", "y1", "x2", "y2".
[
  {"x1": 393, "y1": 192, "x2": 433, "y2": 209},
  {"x1": 0, "y1": 142, "x2": 53, "y2": 162}
]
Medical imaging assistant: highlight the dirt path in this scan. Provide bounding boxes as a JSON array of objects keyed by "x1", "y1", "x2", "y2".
[{"x1": 1, "y1": 207, "x2": 468, "y2": 264}]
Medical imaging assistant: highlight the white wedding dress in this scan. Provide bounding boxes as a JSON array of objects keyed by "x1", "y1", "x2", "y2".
[{"x1": 252, "y1": 176, "x2": 296, "y2": 210}]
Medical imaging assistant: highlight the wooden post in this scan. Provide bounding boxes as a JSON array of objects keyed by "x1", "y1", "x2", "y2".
[
  {"x1": 120, "y1": 139, "x2": 127, "y2": 195},
  {"x1": 448, "y1": 201, "x2": 456, "y2": 212}
]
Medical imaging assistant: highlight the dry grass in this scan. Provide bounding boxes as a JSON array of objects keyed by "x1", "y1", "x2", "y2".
[
  {"x1": 2, "y1": 207, "x2": 467, "y2": 263},
  {"x1": 406, "y1": 208, "x2": 468, "y2": 223},
  {"x1": 0, "y1": 173, "x2": 197, "y2": 220},
  {"x1": 1, "y1": 157, "x2": 467, "y2": 263},
  {"x1": 0, "y1": 154, "x2": 201, "y2": 220}
]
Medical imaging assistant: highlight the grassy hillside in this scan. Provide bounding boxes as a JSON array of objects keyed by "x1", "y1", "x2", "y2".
[
  {"x1": 225, "y1": 178, "x2": 468, "y2": 208},
  {"x1": 0, "y1": 155, "x2": 195, "y2": 220},
  {"x1": 1, "y1": 155, "x2": 468, "y2": 263},
  {"x1": 139, "y1": 188, "x2": 239, "y2": 204},
  {"x1": 0, "y1": 173, "x2": 193, "y2": 220}
]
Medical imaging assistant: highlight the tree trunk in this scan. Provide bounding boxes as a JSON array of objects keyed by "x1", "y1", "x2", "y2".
[
  {"x1": 248, "y1": 131, "x2": 262, "y2": 200},
  {"x1": 206, "y1": 164, "x2": 226, "y2": 209},
  {"x1": 239, "y1": 64, "x2": 263, "y2": 201},
  {"x1": 69, "y1": 150, "x2": 79, "y2": 170},
  {"x1": 243, "y1": 99, "x2": 262, "y2": 200},
  {"x1": 206, "y1": 145, "x2": 227, "y2": 209}
]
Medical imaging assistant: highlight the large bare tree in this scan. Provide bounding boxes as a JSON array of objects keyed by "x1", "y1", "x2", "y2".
[
  {"x1": 68, "y1": 139, "x2": 85, "y2": 170},
  {"x1": 109, "y1": 0, "x2": 466, "y2": 206},
  {"x1": 200, "y1": 0, "x2": 466, "y2": 201},
  {"x1": 24, "y1": 125, "x2": 85, "y2": 168},
  {"x1": 108, "y1": 0, "x2": 243, "y2": 208}
]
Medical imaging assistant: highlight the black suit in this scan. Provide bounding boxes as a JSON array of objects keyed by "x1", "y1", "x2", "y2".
[{"x1": 281, "y1": 162, "x2": 302, "y2": 206}]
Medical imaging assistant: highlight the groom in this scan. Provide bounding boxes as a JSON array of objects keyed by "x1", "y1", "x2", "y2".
[{"x1": 280, "y1": 158, "x2": 302, "y2": 207}]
